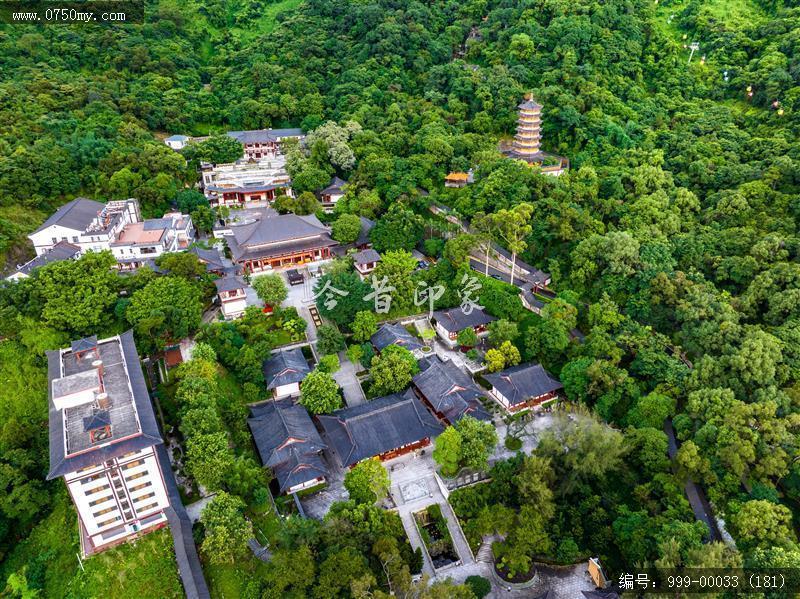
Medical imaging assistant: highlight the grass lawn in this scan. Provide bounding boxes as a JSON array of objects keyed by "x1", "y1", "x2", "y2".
[
  {"x1": 205, "y1": 553, "x2": 268, "y2": 599},
  {"x1": 0, "y1": 493, "x2": 183, "y2": 599}
]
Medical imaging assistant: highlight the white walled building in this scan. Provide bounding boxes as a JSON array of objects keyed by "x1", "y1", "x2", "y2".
[
  {"x1": 29, "y1": 198, "x2": 140, "y2": 258},
  {"x1": 319, "y1": 176, "x2": 346, "y2": 212},
  {"x1": 164, "y1": 134, "x2": 190, "y2": 150},
  {"x1": 263, "y1": 348, "x2": 311, "y2": 399},
  {"x1": 213, "y1": 275, "x2": 248, "y2": 320},
  {"x1": 23, "y1": 199, "x2": 193, "y2": 274},
  {"x1": 200, "y1": 157, "x2": 293, "y2": 207},
  {"x1": 483, "y1": 362, "x2": 563, "y2": 414},
  {"x1": 430, "y1": 306, "x2": 496, "y2": 347},
  {"x1": 47, "y1": 332, "x2": 170, "y2": 557},
  {"x1": 226, "y1": 128, "x2": 304, "y2": 161},
  {"x1": 111, "y1": 212, "x2": 194, "y2": 270}
]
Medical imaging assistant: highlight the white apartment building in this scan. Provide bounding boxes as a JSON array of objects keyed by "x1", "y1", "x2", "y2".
[{"x1": 47, "y1": 332, "x2": 171, "y2": 557}]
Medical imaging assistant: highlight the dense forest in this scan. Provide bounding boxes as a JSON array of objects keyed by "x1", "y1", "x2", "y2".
[{"x1": 1, "y1": 0, "x2": 800, "y2": 595}]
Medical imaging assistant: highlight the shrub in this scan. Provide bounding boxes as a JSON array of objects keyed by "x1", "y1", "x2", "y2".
[
  {"x1": 423, "y1": 237, "x2": 444, "y2": 257},
  {"x1": 556, "y1": 538, "x2": 581, "y2": 563},
  {"x1": 505, "y1": 436, "x2": 523, "y2": 451},
  {"x1": 465, "y1": 575, "x2": 491, "y2": 598}
]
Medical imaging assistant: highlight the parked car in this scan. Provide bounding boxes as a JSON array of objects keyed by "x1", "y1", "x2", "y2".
[
  {"x1": 416, "y1": 260, "x2": 429, "y2": 270},
  {"x1": 286, "y1": 269, "x2": 304, "y2": 286}
]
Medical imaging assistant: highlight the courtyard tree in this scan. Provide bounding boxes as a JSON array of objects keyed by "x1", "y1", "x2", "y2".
[
  {"x1": 251, "y1": 273, "x2": 288, "y2": 308},
  {"x1": 370, "y1": 345, "x2": 419, "y2": 395},
  {"x1": 126, "y1": 276, "x2": 203, "y2": 353},
  {"x1": 488, "y1": 319, "x2": 519, "y2": 347},
  {"x1": 300, "y1": 369, "x2": 342, "y2": 414},
  {"x1": 352, "y1": 310, "x2": 378, "y2": 342},
  {"x1": 457, "y1": 327, "x2": 478, "y2": 348},
  {"x1": 457, "y1": 416, "x2": 498, "y2": 471},
  {"x1": 344, "y1": 459, "x2": 391, "y2": 504},
  {"x1": 317, "y1": 323, "x2": 345, "y2": 354},
  {"x1": 433, "y1": 427, "x2": 462, "y2": 477}
]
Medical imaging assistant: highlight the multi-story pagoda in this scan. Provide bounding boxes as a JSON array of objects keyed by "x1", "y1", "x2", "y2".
[
  {"x1": 512, "y1": 97, "x2": 543, "y2": 159},
  {"x1": 503, "y1": 94, "x2": 569, "y2": 176}
]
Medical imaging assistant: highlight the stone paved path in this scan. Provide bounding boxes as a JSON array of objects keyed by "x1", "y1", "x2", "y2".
[{"x1": 332, "y1": 350, "x2": 366, "y2": 406}]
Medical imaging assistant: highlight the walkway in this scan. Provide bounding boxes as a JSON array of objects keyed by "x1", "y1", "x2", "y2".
[
  {"x1": 185, "y1": 494, "x2": 215, "y2": 523},
  {"x1": 664, "y1": 419, "x2": 723, "y2": 542},
  {"x1": 332, "y1": 350, "x2": 366, "y2": 406}
]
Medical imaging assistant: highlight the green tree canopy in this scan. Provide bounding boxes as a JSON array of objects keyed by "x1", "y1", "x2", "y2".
[
  {"x1": 300, "y1": 369, "x2": 342, "y2": 414},
  {"x1": 344, "y1": 459, "x2": 390, "y2": 504},
  {"x1": 200, "y1": 491, "x2": 253, "y2": 565},
  {"x1": 251, "y1": 273, "x2": 288, "y2": 308}
]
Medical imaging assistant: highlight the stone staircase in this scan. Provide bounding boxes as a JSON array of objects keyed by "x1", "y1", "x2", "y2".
[{"x1": 476, "y1": 539, "x2": 494, "y2": 563}]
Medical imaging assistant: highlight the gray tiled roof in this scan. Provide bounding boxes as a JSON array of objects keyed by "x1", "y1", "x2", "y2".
[
  {"x1": 352, "y1": 248, "x2": 381, "y2": 265},
  {"x1": 154, "y1": 445, "x2": 210, "y2": 599},
  {"x1": 33, "y1": 198, "x2": 104, "y2": 234},
  {"x1": 14, "y1": 241, "x2": 80, "y2": 276},
  {"x1": 213, "y1": 274, "x2": 246, "y2": 293},
  {"x1": 227, "y1": 214, "x2": 335, "y2": 262},
  {"x1": 321, "y1": 176, "x2": 347, "y2": 194},
  {"x1": 188, "y1": 246, "x2": 225, "y2": 271},
  {"x1": 357, "y1": 217, "x2": 375, "y2": 246},
  {"x1": 371, "y1": 323, "x2": 422, "y2": 353},
  {"x1": 317, "y1": 390, "x2": 444, "y2": 467},
  {"x1": 483, "y1": 362, "x2": 562, "y2": 405},
  {"x1": 227, "y1": 128, "x2": 304, "y2": 144},
  {"x1": 71, "y1": 335, "x2": 98, "y2": 354},
  {"x1": 47, "y1": 331, "x2": 163, "y2": 480},
  {"x1": 248, "y1": 399, "x2": 327, "y2": 492},
  {"x1": 431, "y1": 306, "x2": 495, "y2": 333},
  {"x1": 262, "y1": 348, "x2": 311, "y2": 390},
  {"x1": 229, "y1": 214, "x2": 328, "y2": 247},
  {"x1": 273, "y1": 447, "x2": 328, "y2": 493},
  {"x1": 142, "y1": 218, "x2": 172, "y2": 231},
  {"x1": 413, "y1": 356, "x2": 490, "y2": 423}
]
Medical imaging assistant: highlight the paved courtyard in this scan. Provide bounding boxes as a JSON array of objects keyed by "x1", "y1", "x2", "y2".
[{"x1": 299, "y1": 453, "x2": 348, "y2": 519}]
